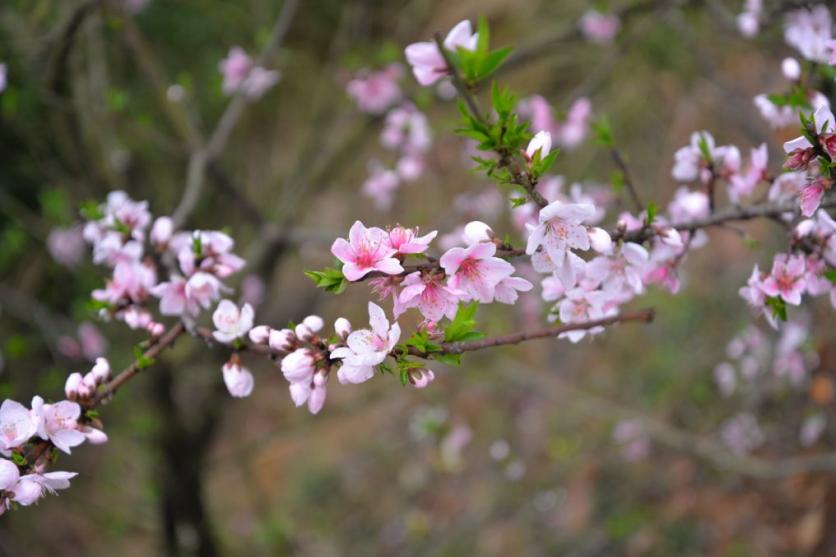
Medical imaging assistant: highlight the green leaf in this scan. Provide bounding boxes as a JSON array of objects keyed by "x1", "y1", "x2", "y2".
[
  {"x1": 133, "y1": 345, "x2": 155, "y2": 369},
  {"x1": 592, "y1": 116, "x2": 614, "y2": 148},
  {"x1": 304, "y1": 266, "x2": 348, "y2": 294},
  {"x1": 434, "y1": 353, "x2": 462, "y2": 366},
  {"x1": 79, "y1": 200, "x2": 104, "y2": 221},
  {"x1": 823, "y1": 269, "x2": 836, "y2": 283},
  {"x1": 10, "y1": 452, "x2": 26, "y2": 466},
  {"x1": 645, "y1": 201, "x2": 659, "y2": 225},
  {"x1": 697, "y1": 132, "x2": 713, "y2": 162},
  {"x1": 444, "y1": 302, "x2": 484, "y2": 343},
  {"x1": 765, "y1": 296, "x2": 788, "y2": 322}
]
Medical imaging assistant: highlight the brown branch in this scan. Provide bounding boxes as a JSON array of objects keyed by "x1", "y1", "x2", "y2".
[
  {"x1": 610, "y1": 148, "x2": 643, "y2": 211},
  {"x1": 408, "y1": 309, "x2": 655, "y2": 357},
  {"x1": 90, "y1": 322, "x2": 186, "y2": 407}
]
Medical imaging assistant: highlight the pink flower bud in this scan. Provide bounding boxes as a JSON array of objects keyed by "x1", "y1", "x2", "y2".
[
  {"x1": 281, "y1": 349, "x2": 315, "y2": 382},
  {"x1": 147, "y1": 322, "x2": 165, "y2": 338},
  {"x1": 308, "y1": 371, "x2": 328, "y2": 414},
  {"x1": 781, "y1": 57, "x2": 801, "y2": 81},
  {"x1": 150, "y1": 216, "x2": 174, "y2": 246},
  {"x1": 64, "y1": 373, "x2": 83, "y2": 400},
  {"x1": 525, "y1": 130, "x2": 552, "y2": 160},
  {"x1": 222, "y1": 362, "x2": 254, "y2": 398},
  {"x1": 334, "y1": 318, "x2": 352, "y2": 340},
  {"x1": 462, "y1": 221, "x2": 494, "y2": 245},
  {"x1": 294, "y1": 323, "x2": 314, "y2": 341},
  {"x1": 248, "y1": 325, "x2": 271, "y2": 344},
  {"x1": 302, "y1": 315, "x2": 324, "y2": 333},
  {"x1": 82, "y1": 373, "x2": 98, "y2": 392},
  {"x1": 82, "y1": 426, "x2": 108, "y2": 445},
  {"x1": 90, "y1": 357, "x2": 110, "y2": 383},
  {"x1": 408, "y1": 368, "x2": 435, "y2": 389},
  {"x1": 587, "y1": 227, "x2": 612, "y2": 254},
  {"x1": 269, "y1": 329, "x2": 296, "y2": 353}
]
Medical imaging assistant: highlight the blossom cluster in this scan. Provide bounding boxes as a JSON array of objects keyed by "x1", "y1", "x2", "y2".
[{"x1": 0, "y1": 358, "x2": 111, "y2": 512}]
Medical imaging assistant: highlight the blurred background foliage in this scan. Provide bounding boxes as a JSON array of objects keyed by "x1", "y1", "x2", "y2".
[{"x1": 2, "y1": 0, "x2": 836, "y2": 555}]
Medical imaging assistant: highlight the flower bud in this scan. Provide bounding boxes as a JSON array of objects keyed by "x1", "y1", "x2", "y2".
[
  {"x1": 462, "y1": 221, "x2": 494, "y2": 245},
  {"x1": 525, "y1": 130, "x2": 552, "y2": 160},
  {"x1": 334, "y1": 317, "x2": 352, "y2": 340},
  {"x1": 82, "y1": 426, "x2": 109, "y2": 445},
  {"x1": 302, "y1": 315, "x2": 324, "y2": 333},
  {"x1": 64, "y1": 373, "x2": 83, "y2": 400},
  {"x1": 281, "y1": 349, "x2": 315, "y2": 382},
  {"x1": 657, "y1": 227, "x2": 683, "y2": 249},
  {"x1": 794, "y1": 219, "x2": 815, "y2": 238},
  {"x1": 781, "y1": 57, "x2": 801, "y2": 81},
  {"x1": 294, "y1": 323, "x2": 314, "y2": 341},
  {"x1": 150, "y1": 216, "x2": 174, "y2": 247},
  {"x1": 147, "y1": 322, "x2": 165, "y2": 338},
  {"x1": 269, "y1": 328, "x2": 296, "y2": 353},
  {"x1": 408, "y1": 368, "x2": 436, "y2": 389},
  {"x1": 587, "y1": 227, "x2": 612, "y2": 254},
  {"x1": 222, "y1": 362, "x2": 255, "y2": 398},
  {"x1": 248, "y1": 325, "x2": 272, "y2": 344},
  {"x1": 90, "y1": 357, "x2": 111, "y2": 383},
  {"x1": 308, "y1": 373, "x2": 328, "y2": 415}
]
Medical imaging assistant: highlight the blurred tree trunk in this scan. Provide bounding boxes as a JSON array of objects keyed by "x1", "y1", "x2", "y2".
[{"x1": 152, "y1": 364, "x2": 221, "y2": 557}]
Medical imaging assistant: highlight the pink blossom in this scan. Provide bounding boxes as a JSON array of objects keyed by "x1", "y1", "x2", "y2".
[
  {"x1": 380, "y1": 103, "x2": 432, "y2": 153},
  {"x1": 346, "y1": 64, "x2": 403, "y2": 114},
  {"x1": 78, "y1": 322, "x2": 107, "y2": 361},
  {"x1": 0, "y1": 458, "x2": 19, "y2": 494},
  {"x1": 0, "y1": 400, "x2": 37, "y2": 453},
  {"x1": 219, "y1": 47, "x2": 252, "y2": 94},
  {"x1": 222, "y1": 362, "x2": 254, "y2": 398},
  {"x1": 760, "y1": 253, "x2": 806, "y2": 305},
  {"x1": 728, "y1": 143, "x2": 768, "y2": 202},
  {"x1": 92, "y1": 260, "x2": 157, "y2": 305},
  {"x1": 799, "y1": 180, "x2": 826, "y2": 217},
  {"x1": 331, "y1": 221, "x2": 404, "y2": 281},
  {"x1": 784, "y1": 5, "x2": 833, "y2": 63},
  {"x1": 47, "y1": 226, "x2": 85, "y2": 268},
  {"x1": 11, "y1": 471, "x2": 77, "y2": 507},
  {"x1": 667, "y1": 187, "x2": 710, "y2": 223},
  {"x1": 493, "y1": 276, "x2": 533, "y2": 305},
  {"x1": 586, "y1": 243, "x2": 649, "y2": 295},
  {"x1": 672, "y1": 131, "x2": 718, "y2": 182},
  {"x1": 557, "y1": 288, "x2": 612, "y2": 343},
  {"x1": 754, "y1": 94, "x2": 798, "y2": 129},
  {"x1": 579, "y1": 10, "x2": 620, "y2": 43},
  {"x1": 399, "y1": 271, "x2": 462, "y2": 322},
  {"x1": 31, "y1": 397, "x2": 85, "y2": 454},
  {"x1": 330, "y1": 302, "x2": 400, "y2": 384},
  {"x1": 404, "y1": 20, "x2": 478, "y2": 86},
  {"x1": 386, "y1": 226, "x2": 437, "y2": 254},
  {"x1": 212, "y1": 300, "x2": 254, "y2": 343},
  {"x1": 440, "y1": 242, "x2": 515, "y2": 303},
  {"x1": 362, "y1": 164, "x2": 400, "y2": 211},
  {"x1": 525, "y1": 200, "x2": 595, "y2": 271},
  {"x1": 241, "y1": 67, "x2": 280, "y2": 100}
]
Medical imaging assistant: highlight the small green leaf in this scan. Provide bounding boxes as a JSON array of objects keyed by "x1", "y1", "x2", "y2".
[
  {"x1": 645, "y1": 201, "x2": 659, "y2": 225},
  {"x1": 80, "y1": 200, "x2": 104, "y2": 221},
  {"x1": 10, "y1": 452, "x2": 26, "y2": 466},
  {"x1": 304, "y1": 266, "x2": 348, "y2": 294},
  {"x1": 823, "y1": 269, "x2": 836, "y2": 283}
]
